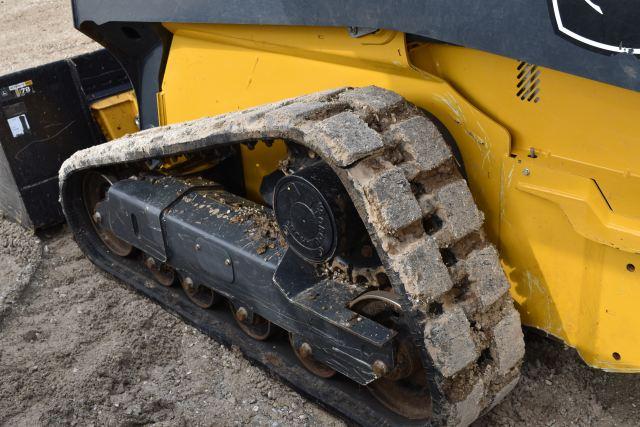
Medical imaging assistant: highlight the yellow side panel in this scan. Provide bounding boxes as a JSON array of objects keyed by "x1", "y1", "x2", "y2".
[
  {"x1": 416, "y1": 44, "x2": 640, "y2": 370},
  {"x1": 241, "y1": 140, "x2": 287, "y2": 203},
  {"x1": 90, "y1": 91, "x2": 139, "y2": 140},
  {"x1": 158, "y1": 24, "x2": 640, "y2": 371}
]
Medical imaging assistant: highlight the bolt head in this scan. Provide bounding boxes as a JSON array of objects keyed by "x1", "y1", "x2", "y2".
[
  {"x1": 372, "y1": 360, "x2": 388, "y2": 378},
  {"x1": 92, "y1": 212, "x2": 102, "y2": 224},
  {"x1": 236, "y1": 307, "x2": 248, "y2": 322},
  {"x1": 299, "y1": 342, "x2": 313, "y2": 358},
  {"x1": 195, "y1": 243, "x2": 201, "y2": 251},
  {"x1": 224, "y1": 258, "x2": 232, "y2": 266},
  {"x1": 183, "y1": 277, "x2": 194, "y2": 289},
  {"x1": 145, "y1": 257, "x2": 156, "y2": 269},
  {"x1": 522, "y1": 168, "x2": 531, "y2": 176}
]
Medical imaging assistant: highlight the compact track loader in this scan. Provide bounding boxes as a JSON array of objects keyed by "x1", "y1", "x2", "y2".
[{"x1": 4, "y1": 0, "x2": 639, "y2": 425}]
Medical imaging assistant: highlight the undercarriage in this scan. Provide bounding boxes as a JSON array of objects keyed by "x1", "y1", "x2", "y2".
[{"x1": 60, "y1": 87, "x2": 524, "y2": 426}]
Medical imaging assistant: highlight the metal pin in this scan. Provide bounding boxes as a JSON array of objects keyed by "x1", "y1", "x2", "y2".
[
  {"x1": 299, "y1": 342, "x2": 313, "y2": 358},
  {"x1": 145, "y1": 257, "x2": 156, "y2": 269},
  {"x1": 236, "y1": 307, "x2": 248, "y2": 322},
  {"x1": 92, "y1": 212, "x2": 102, "y2": 224},
  {"x1": 372, "y1": 360, "x2": 388, "y2": 377},
  {"x1": 183, "y1": 277, "x2": 194, "y2": 290}
]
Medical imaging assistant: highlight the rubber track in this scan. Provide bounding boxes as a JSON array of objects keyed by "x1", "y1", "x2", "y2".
[{"x1": 60, "y1": 86, "x2": 525, "y2": 426}]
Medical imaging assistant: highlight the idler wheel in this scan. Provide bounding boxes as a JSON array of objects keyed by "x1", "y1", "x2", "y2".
[
  {"x1": 350, "y1": 291, "x2": 432, "y2": 420},
  {"x1": 82, "y1": 171, "x2": 133, "y2": 257}
]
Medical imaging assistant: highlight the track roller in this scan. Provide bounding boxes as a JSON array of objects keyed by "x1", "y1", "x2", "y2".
[
  {"x1": 229, "y1": 301, "x2": 274, "y2": 341},
  {"x1": 145, "y1": 256, "x2": 176, "y2": 287},
  {"x1": 289, "y1": 333, "x2": 336, "y2": 378},
  {"x1": 181, "y1": 277, "x2": 218, "y2": 308}
]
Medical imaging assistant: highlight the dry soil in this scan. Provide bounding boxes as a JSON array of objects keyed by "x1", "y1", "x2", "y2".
[{"x1": 0, "y1": 1, "x2": 639, "y2": 426}]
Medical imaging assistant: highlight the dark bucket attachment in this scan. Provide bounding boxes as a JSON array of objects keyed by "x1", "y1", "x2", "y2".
[{"x1": 0, "y1": 49, "x2": 131, "y2": 229}]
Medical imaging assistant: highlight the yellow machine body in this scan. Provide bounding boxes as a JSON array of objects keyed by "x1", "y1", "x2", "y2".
[
  {"x1": 154, "y1": 24, "x2": 640, "y2": 372},
  {"x1": 90, "y1": 90, "x2": 139, "y2": 140}
]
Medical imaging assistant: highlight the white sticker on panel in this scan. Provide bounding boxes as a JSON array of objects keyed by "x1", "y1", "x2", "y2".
[{"x1": 7, "y1": 114, "x2": 30, "y2": 138}]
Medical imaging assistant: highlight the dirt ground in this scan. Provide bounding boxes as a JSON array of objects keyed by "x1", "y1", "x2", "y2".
[
  {"x1": 0, "y1": 0, "x2": 98, "y2": 75},
  {"x1": 1, "y1": 1, "x2": 640, "y2": 426}
]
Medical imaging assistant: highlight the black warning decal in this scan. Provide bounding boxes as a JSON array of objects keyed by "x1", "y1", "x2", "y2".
[{"x1": 549, "y1": 0, "x2": 640, "y2": 55}]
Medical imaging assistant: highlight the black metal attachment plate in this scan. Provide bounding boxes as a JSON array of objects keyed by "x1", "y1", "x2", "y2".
[{"x1": 0, "y1": 49, "x2": 131, "y2": 229}]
